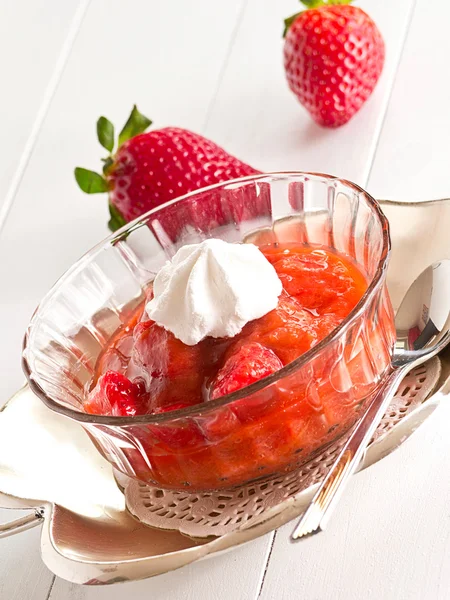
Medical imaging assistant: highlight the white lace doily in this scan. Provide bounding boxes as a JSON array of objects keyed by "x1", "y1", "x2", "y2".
[{"x1": 123, "y1": 358, "x2": 441, "y2": 538}]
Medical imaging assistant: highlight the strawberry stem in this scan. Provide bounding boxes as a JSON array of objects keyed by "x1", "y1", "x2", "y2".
[
  {"x1": 102, "y1": 156, "x2": 114, "y2": 175},
  {"x1": 300, "y1": 0, "x2": 352, "y2": 7},
  {"x1": 108, "y1": 202, "x2": 127, "y2": 232},
  {"x1": 284, "y1": 0, "x2": 353, "y2": 36}
]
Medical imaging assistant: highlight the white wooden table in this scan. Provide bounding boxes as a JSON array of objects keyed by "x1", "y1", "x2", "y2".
[{"x1": 2, "y1": 1, "x2": 450, "y2": 598}]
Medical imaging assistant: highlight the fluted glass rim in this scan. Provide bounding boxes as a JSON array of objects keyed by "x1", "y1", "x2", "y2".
[{"x1": 22, "y1": 171, "x2": 391, "y2": 425}]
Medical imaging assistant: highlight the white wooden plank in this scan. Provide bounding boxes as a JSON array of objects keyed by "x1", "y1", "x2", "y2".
[
  {"x1": 0, "y1": 4, "x2": 91, "y2": 599},
  {"x1": 368, "y1": 0, "x2": 450, "y2": 201},
  {"x1": 0, "y1": 0, "x2": 275, "y2": 598},
  {"x1": 0, "y1": 520, "x2": 55, "y2": 600},
  {"x1": 0, "y1": 0, "x2": 83, "y2": 213},
  {"x1": 204, "y1": 0, "x2": 415, "y2": 188},
  {"x1": 260, "y1": 402, "x2": 450, "y2": 600}
]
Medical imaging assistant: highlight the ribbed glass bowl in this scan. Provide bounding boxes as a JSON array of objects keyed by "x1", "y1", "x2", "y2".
[{"x1": 23, "y1": 172, "x2": 395, "y2": 491}]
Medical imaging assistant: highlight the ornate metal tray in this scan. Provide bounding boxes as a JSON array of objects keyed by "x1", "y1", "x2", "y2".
[{"x1": 1, "y1": 198, "x2": 449, "y2": 585}]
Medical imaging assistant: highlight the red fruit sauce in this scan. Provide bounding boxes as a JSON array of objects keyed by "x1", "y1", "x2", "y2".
[{"x1": 84, "y1": 243, "x2": 392, "y2": 490}]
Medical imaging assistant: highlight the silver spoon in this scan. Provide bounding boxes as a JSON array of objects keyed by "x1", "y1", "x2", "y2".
[{"x1": 292, "y1": 259, "x2": 450, "y2": 540}]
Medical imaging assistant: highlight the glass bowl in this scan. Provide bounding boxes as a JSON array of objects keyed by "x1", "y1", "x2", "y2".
[{"x1": 22, "y1": 173, "x2": 395, "y2": 492}]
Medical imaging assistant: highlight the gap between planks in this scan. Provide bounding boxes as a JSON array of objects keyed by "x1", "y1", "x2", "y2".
[
  {"x1": 363, "y1": 0, "x2": 418, "y2": 188},
  {"x1": 201, "y1": 0, "x2": 251, "y2": 134},
  {"x1": 45, "y1": 576, "x2": 56, "y2": 600},
  {"x1": 0, "y1": 0, "x2": 92, "y2": 238},
  {"x1": 17, "y1": 6, "x2": 93, "y2": 600}
]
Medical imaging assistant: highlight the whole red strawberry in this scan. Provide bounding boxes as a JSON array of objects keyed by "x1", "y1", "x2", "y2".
[
  {"x1": 75, "y1": 106, "x2": 259, "y2": 231},
  {"x1": 283, "y1": 1, "x2": 385, "y2": 127}
]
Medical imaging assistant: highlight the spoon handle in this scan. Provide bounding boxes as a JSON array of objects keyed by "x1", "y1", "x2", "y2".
[{"x1": 291, "y1": 366, "x2": 406, "y2": 540}]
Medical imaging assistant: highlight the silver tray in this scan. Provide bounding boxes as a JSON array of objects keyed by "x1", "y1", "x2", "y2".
[{"x1": 1, "y1": 198, "x2": 450, "y2": 585}]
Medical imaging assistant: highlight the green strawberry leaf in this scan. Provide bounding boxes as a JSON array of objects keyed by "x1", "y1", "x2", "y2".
[
  {"x1": 118, "y1": 105, "x2": 152, "y2": 147},
  {"x1": 283, "y1": 11, "x2": 303, "y2": 37},
  {"x1": 108, "y1": 202, "x2": 127, "y2": 232},
  {"x1": 284, "y1": 0, "x2": 353, "y2": 36},
  {"x1": 97, "y1": 116, "x2": 115, "y2": 153},
  {"x1": 300, "y1": 0, "x2": 352, "y2": 8},
  {"x1": 74, "y1": 167, "x2": 108, "y2": 194}
]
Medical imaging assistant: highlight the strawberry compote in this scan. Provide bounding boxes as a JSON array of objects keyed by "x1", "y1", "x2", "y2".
[{"x1": 84, "y1": 243, "x2": 393, "y2": 490}]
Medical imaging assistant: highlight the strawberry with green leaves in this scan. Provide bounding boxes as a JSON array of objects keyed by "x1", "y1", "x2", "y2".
[
  {"x1": 283, "y1": 0, "x2": 385, "y2": 127},
  {"x1": 75, "y1": 106, "x2": 259, "y2": 232}
]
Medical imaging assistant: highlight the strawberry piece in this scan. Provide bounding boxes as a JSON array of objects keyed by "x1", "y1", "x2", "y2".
[
  {"x1": 132, "y1": 321, "x2": 201, "y2": 379},
  {"x1": 210, "y1": 342, "x2": 283, "y2": 423},
  {"x1": 283, "y1": 3, "x2": 385, "y2": 127},
  {"x1": 128, "y1": 320, "x2": 204, "y2": 410},
  {"x1": 153, "y1": 403, "x2": 191, "y2": 414},
  {"x1": 272, "y1": 249, "x2": 366, "y2": 317},
  {"x1": 211, "y1": 342, "x2": 283, "y2": 400},
  {"x1": 198, "y1": 407, "x2": 239, "y2": 442},
  {"x1": 84, "y1": 371, "x2": 147, "y2": 417},
  {"x1": 244, "y1": 292, "x2": 318, "y2": 364},
  {"x1": 75, "y1": 106, "x2": 259, "y2": 233},
  {"x1": 150, "y1": 403, "x2": 205, "y2": 449}
]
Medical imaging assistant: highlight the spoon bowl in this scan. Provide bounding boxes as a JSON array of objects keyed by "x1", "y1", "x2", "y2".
[{"x1": 394, "y1": 260, "x2": 450, "y2": 360}]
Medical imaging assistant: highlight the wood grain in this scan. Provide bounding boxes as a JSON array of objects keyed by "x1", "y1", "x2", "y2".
[
  {"x1": 260, "y1": 402, "x2": 450, "y2": 600},
  {"x1": 0, "y1": 0, "x2": 86, "y2": 216},
  {"x1": 369, "y1": 0, "x2": 450, "y2": 201}
]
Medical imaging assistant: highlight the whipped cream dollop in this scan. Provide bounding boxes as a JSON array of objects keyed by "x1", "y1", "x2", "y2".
[{"x1": 146, "y1": 238, "x2": 282, "y2": 345}]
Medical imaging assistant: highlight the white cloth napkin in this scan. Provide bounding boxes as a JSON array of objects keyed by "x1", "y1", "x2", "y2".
[{"x1": 0, "y1": 386, "x2": 125, "y2": 517}]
